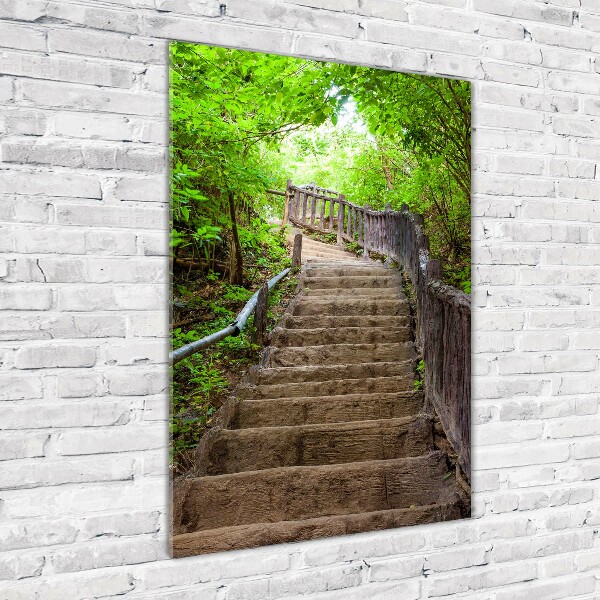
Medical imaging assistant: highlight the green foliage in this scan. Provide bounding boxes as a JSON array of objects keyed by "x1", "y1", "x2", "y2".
[{"x1": 414, "y1": 359, "x2": 425, "y2": 391}]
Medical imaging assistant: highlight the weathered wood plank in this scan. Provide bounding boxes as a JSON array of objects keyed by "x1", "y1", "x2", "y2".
[
  {"x1": 291, "y1": 233, "x2": 302, "y2": 273},
  {"x1": 253, "y1": 282, "x2": 269, "y2": 347}
]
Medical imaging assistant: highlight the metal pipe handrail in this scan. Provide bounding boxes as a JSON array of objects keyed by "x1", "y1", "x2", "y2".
[{"x1": 170, "y1": 267, "x2": 291, "y2": 365}]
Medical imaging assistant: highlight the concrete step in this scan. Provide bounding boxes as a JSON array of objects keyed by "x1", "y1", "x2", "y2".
[
  {"x1": 237, "y1": 374, "x2": 415, "y2": 400},
  {"x1": 196, "y1": 416, "x2": 433, "y2": 475},
  {"x1": 270, "y1": 326, "x2": 411, "y2": 347},
  {"x1": 303, "y1": 275, "x2": 400, "y2": 289},
  {"x1": 301, "y1": 287, "x2": 402, "y2": 298},
  {"x1": 265, "y1": 342, "x2": 417, "y2": 367},
  {"x1": 174, "y1": 451, "x2": 459, "y2": 534},
  {"x1": 281, "y1": 315, "x2": 411, "y2": 329},
  {"x1": 293, "y1": 297, "x2": 410, "y2": 317},
  {"x1": 304, "y1": 266, "x2": 393, "y2": 278},
  {"x1": 229, "y1": 390, "x2": 424, "y2": 428},
  {"x1": 302, "y1": 251, "x2": 360, "y2": 261},
  {"x1": 247, "y1": 361, "x2": 414, "y2": 385},
  {"x1": 172, "y1": 501, "x2": 463, "y2": 557}
]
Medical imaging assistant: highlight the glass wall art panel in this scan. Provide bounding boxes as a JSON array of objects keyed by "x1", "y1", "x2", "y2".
[{"x1": 169, "y1": 42, "x2": 471, "y2": 557}]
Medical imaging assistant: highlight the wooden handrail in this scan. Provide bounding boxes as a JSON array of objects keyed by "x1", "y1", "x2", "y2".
[{"x1": 283, "y1": 179, "x2": 471, "y2": 480}]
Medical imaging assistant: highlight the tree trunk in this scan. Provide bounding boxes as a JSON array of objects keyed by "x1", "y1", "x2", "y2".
[{"x1": 227, "y1": 191, "x2": 244, "y2": 285}]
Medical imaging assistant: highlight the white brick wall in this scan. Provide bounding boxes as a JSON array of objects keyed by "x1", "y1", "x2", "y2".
[{"x1": 1, "y1": 0, "x2": 599, "y2": 598}]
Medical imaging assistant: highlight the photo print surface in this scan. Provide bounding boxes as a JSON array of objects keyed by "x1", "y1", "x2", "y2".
[{"x1": 169, "y1": 42, "x2": 472, "y2": 557}]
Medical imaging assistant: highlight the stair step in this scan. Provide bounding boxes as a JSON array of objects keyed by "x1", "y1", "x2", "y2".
[
  {"x1": 303, "y1": 275, "x2": 400, "y2": 289},
  {"x1": 281, "y1": 315, "x2": 411, "y2": 329},
  {"x1": 247, "y1": 361, "x2": 413, "y2": 385},
  {"x1": 302, "y1": 288, "x2": 402, "y2": 298},
  {"x1": 196, "y1": 416, "x2": 433, "y2": 475},
  {"x1": 293, "y1": 297, "x2": 409, "y2": 316},
  {"x1": 237, "y1": 374, "x2": 415, "y2": 399},
  {"x1": 304, "y1": 260, "x2": 377, "y2": 266},
  {"x1": 302, "y1": 253, "x2": 360, "y2": 261},
  {"x1": 230, "y1": 390, "x2": 424, "y2": 428},
  {"x1": 305, "y1": 267, "x2": 393, "y2": 278},
  {"x1": 270, "y1": 326, "x2": 411, "y2": 347},
  {"x1": 265, "y1": 342, "x2": 416, "y2": 367},
  {"x1": 172, "y1": 502, "x2": 463, "y2": 557},
  {"x1": 174, "y1": 452, "x2": 459, "y2": 533}
]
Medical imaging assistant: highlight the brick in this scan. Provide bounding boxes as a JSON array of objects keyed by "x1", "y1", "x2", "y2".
[
  {"x1": 106, "y1": 370, "x2": 167, "y2": 395},
  {"x1": 56, "y1": 425, "x2": 165, "y2": 455},
  {"x1": 0, "y1": 375, "x2": 43, "y2": 400},
  {"x1": 137, "y1": 232, "x2": 168, "y2": 256},
  {"x1": 48, "y1": 29, "x2": 162, "y2": 63},
  {"x1": 478, "y1": 442, "x2": 570, "y2": 469},
  {"x1": 127, "y1": 312, "x2": 169, "y2": 337},
  {"x1": 481, "y1": 61, "x2": 541, "y2": 87},
  {"x1": 55, "y1": 203, "x2": 166, "y2": 229},
  {"x1": 1, "y1": 400, "x2": 130, "y2": 430},
  {"x1": 474, "y1": 173, "x2": 554, "y2": 197},
  {"x1": 573, "y1": 439, "x2": 600, "y2": 459},
  {"x1": 557, "y1": 374, "x2": 600, "y2": 395},
  {"x1": 0, "y1": 195, "x2": 49, "y2": 224},
  {"x1": 0, "y1": 455, "x2": 134, "y2": 490},
  {"x1": 57, "y1": 284, "x2": 166, "y2": 311},
  {"x1": 474, "y1": 0, "x2": 574, "y2": 25},
  {"x1": 113, "y1": 175, "x2": 168, "y2": 202},
  {"x1": 52, "y1": 537, "x2": 164, "y2": 573},
  {"x1": 0, "y1": 519, "x2": 78, "y2": 552},
  {"x1": 0, "y1": 432, "x2": 49, "y2": 461},
  {"x1": 427, "y1": 562, "x2": 537, "y2": 596},
  {"x1": 498, "y1": 352, "x2": 596, "y2": 374},
  {"x1": 20, "y1": 79, "x2": 164, "y2": 116},
  {"x1": 495, "y1": 574, "x2": 594, "y2": 600},
  {"x1": 142, "y1": 12, "x2": 297, "y2": 52},
  {"x1": 33, "y1": 571, "x2": 134, "y2": 600},
  {"x1": 549, "y1": 159, "x2": 596, "y2": 179},
  {"x1": 554, "y1": 115, "x2": 600, "y2": 138},
  {"x1": 0, "y1": 170, "x2": 101, "y2": 199},
  {"x1": 528, "y1": 24, "x2": 596, "y2": 50},
  {"x1": 52, "y1": 112, "x2": 163, "y2": 144},
  {"x1": 0, "y1": 286, "x2": 52, "y2": 310},
  {"x1": 0, "y1": 22, "x2": 46, "y2": 52},
  {"x1": 473, "y1": 421, "x2": 544, "y2": 445},
  {"x1": 15, "y1": 345, "x2": 97, "y2": 369},
  {"x1": 3, "y1": 107, "x2": 47, "y2": 136},
  {"x1": 0, "y1": 49, "x2": 134, "y2": 88},
  {"x1": 82, "y1": 510, "x2": 160, "y2": 539},
  {"x1": 0, "y1": 552, "x2": 45, "y2": 580},
  {"x1": 45, "y1": 2, "x2": 141, "y2": 34},
  {"x1": 40, "y1": 314, "x2": 126, "y2": 340},
  {"x1": 491, "y1": 531, "x2": 594, "y2": 563},
  {"x1": 85, "y1": 231, "x2": 138, "y2": 256},
  {"x1": 520, "y1": 333, "x2": 569, "y2": 351},
  {"x1": 55, "y1": 373, "x2": 106, "y2": 398},
  {"x1": 101, "y1": 339, "x2": 167, "y2": 365}
]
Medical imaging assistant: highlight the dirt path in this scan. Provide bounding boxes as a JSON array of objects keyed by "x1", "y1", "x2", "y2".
[{"x1": 172, "y1": 231, "x2": 467, "y2": 556}]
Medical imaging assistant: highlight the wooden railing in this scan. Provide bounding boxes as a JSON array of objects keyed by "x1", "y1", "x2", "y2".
[{"x1": 285, "y1": 180, "x2": 471, "y2": 480}]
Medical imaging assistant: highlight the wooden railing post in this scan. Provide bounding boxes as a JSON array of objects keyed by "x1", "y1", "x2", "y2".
[
  {"x1": 363, "y1": 204, "x2": 370, "y2": 260},
  {"x1": 293, "y1": 188, "x2": 300, "y2": 222},
  {"x1": 337, "y1": 196, "x2": 345, "y2": 246},
  {"x1": 291, "y1": 233, "x2": 302, "y2": 273},
  {"x1": 301, "y1": 190, "x2": 308, "y2": 224},
  {"x1": 252, "y1": 281, "x2": 269, "y2": 347},
  {"x1": 282, "y1": 179, "x2": 292, "y2": 225},
  {"x1": 329, "y1": 199, "x2": 335, "y2": 231}
]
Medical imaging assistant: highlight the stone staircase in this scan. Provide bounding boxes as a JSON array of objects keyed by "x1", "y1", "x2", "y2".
[{"x1": 171, "y1": 232, "x2": 467, "y2": 557}]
